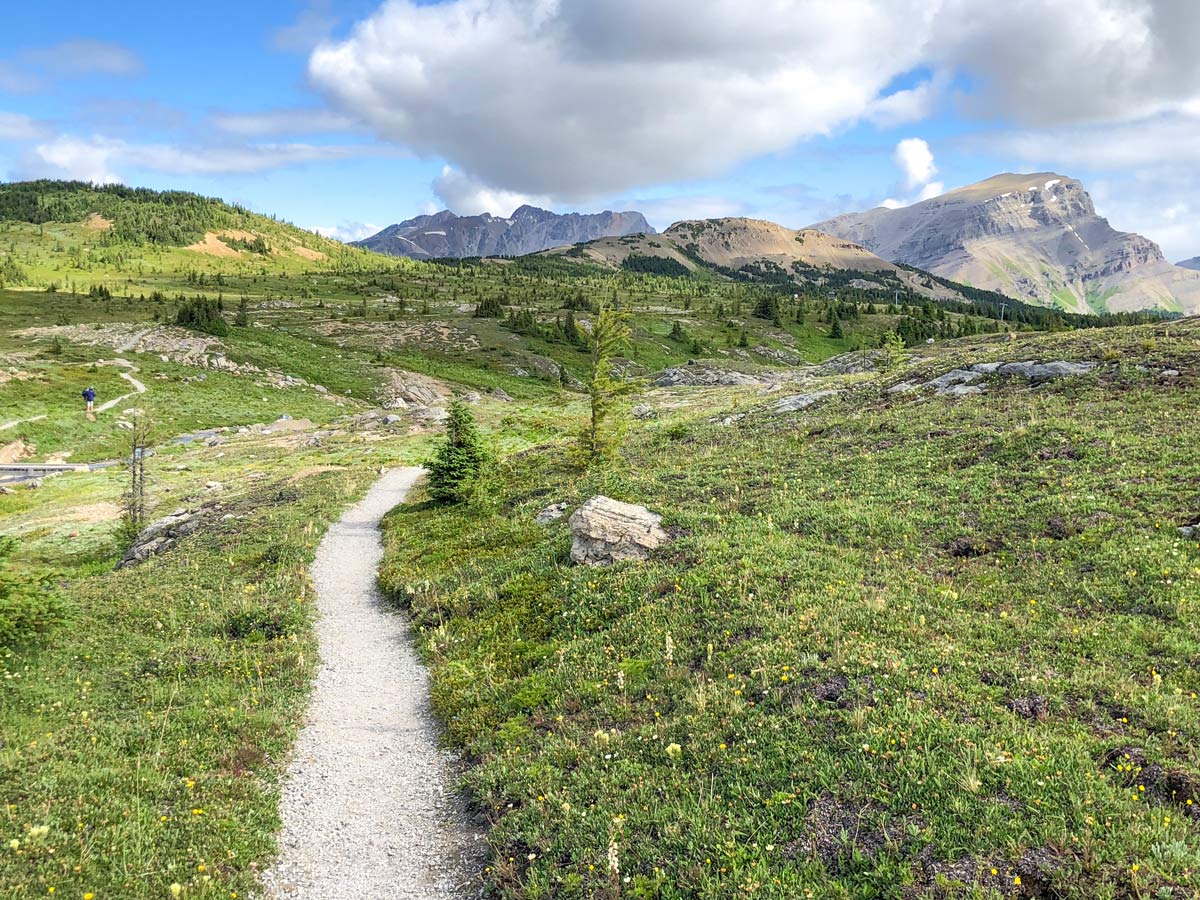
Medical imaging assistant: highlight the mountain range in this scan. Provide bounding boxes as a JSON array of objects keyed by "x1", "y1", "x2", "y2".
[
  {"x1": 547, "y1": 218, "x2": 984, "y2": 304},
  {"x1": 812, "y1": 173, "x2": 1200, "y2": 315},
  {"x1": 1178, "y1": 257, "x2": 1200, "y2": 271},
  {"x1": 353, "y1": 205, "x2": 652, "y2": 259}
]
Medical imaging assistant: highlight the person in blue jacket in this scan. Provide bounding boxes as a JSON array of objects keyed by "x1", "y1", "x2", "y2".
[{"x1": 82, "y1": 385, "x2": 96, "y2": 416}]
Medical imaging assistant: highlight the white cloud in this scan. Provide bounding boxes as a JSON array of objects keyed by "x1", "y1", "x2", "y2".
[
  {"x1": 0, "y1": 40, "x2": 142, "y2": 93},
  {"x1": 17, "y1": 135, "x2": 385, "y2": 183},
  {"x1": 272, "y1": 1, "x2": 340, "y2": 52},
  {"x1": 212, "y1": 108, "x2": 356, "y2": 137},
  {"x1": 918, "y1": 180, "x2": 945, "y2": 201},
  {"x1": 313, "y1": 221, "x2": 382, "y2": 242},
  {"x1": 894, "y1": 138, "x2": 937, "y2": 190},
  {"x1": 309, "y1": 0, "x2": 936, "y2": 201},
  {"x1": 432, "y1": 166, "x2": 551, "y2": 216},
  {"x1": 304, "y1": 0, "x2": 1200, "y2": 207},
  {"x1": 974, "y1": 114, "x2": 1200, "y2": 171},
  {"x1": 0, "y1": 112, "x2": 49, "y2": 141}
]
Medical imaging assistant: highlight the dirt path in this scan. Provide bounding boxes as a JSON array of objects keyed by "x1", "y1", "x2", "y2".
[
  {"x1": 263, "y1": 467, "x2": 483, "y2": 900},
  {"x1": 0, "y1": 414, "x2": 47, "y2": 433},
  {"x1": 95, "y1": 359, "x2": 147, "y2": 413}
]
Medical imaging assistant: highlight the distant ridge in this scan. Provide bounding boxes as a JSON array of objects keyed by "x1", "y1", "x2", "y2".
[
  {"x1": 353, "y1": 205, "x2": 653, "y2": 259},
  {"x1": 1178, "y1": 257, "x2": 1200, "y2": 272}
]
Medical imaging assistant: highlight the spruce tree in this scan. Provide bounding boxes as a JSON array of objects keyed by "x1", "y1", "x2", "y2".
[
  {"x1": 427, "y1": 401, "x2": 488, "y2": 504},
  {"x1": 830, "y1": 318, "x2": 845, "y2": 340}
]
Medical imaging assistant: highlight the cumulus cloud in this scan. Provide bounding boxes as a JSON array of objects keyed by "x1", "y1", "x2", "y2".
[
  {"x1": 894, "y1": 138, "x2": 937, "y2": 190},
  {"x1": 304, "y1": 0, "x2": 1200, "y2": 205},
  {"x1": 929, "y1": 0, "x2": 1200, "y2": 127},
  {"x1": 0, "y1": 40, "x2": 142, "y2": 93},
  {"x1": 879, "y1": 138, "x2": 942, "y2": 208},
  {"x1": 432, "y1": 166, "x2": 551, "y2": 216},
  {"x1": 313, "y1": 221, "x2": 383, "y2": 242},
  {"x1": 309, "y1": 0, "x2": 936, "y2": 201},
  {"x1": 272, "y1": 0, "x2": 340, "y2": 53},
  {"x1": 16, "y1": 135, "x2": 384, "y2": 183}
]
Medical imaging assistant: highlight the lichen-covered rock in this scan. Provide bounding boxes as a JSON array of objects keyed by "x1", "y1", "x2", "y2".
[
  {"x1": 773, "y1": 390, "x2": 837, "y2": 412},
  {"x1": 652, "y1": 365, "x2": 766, "y2": 387},
  {"x1": 117, "y1": 508, "x2": 202, "y2": 569},
  {"x1": 631, "y1": 404, "x2": 656, "y2": 420},
  {"x1": 535, "y1": 502, "x2": 570, "y2": 525},
  {"x1": 569, "y1": 496, "x2": 670, "y2": 566}
]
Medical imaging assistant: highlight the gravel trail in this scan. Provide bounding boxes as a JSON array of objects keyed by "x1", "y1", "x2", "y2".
[{"x1": 263, "y1": 467, "x2": 483, "y2": 899}]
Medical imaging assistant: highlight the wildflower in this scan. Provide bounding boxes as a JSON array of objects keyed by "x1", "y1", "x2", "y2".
[
  {"x1": 665, "y1": 743, "x2": 682, "y2": 761},
  {"x1": 664, "y1": 632, "x2": 674, "y2": 665},
  {"x1": 7, "y1": 839, "x2": 17, "y2": 851},
  {"x1": 170, "y1": 886, "x2": 183, "y2": 898}
]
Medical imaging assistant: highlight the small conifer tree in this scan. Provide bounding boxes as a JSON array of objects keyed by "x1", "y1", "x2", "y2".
[
  {"x1": 578, "y1": 301, "x2": 639, "y2": 465},
  {"x1": 427, "y1": 401, "x2": 488, "y2": 504}
]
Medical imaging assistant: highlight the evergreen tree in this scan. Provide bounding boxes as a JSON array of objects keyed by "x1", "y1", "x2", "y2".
[
  {"x1": 578, "y1": 301, "x2": 638, "y2": 465},
  {"x1": 830, "y1": 318, "x2": 845, "y2": 340},
  {"x1": 474, "y1": 294, "x2": 504, "y2": 317},
  {"x1": 426, "y1": 401, "x2": 489, "y2": 504}
]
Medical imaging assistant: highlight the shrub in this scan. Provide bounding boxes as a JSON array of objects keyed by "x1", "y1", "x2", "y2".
[
  {"x1": 0, "y1": 537, "x2": 68, "y2": 648},
  {"x1": 427, "y1": 401, "x2": 489, "y2": 504}
]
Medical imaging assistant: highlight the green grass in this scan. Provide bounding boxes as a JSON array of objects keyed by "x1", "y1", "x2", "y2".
[
  {"x1": 379, "y1": 321, "x2": 1200, "y2": 899},
  {"x1": 0, "y1": 446, "x2": 383, "y2": 899}
]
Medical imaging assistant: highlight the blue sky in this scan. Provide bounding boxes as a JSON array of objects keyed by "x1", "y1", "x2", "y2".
[{"x1": 2, "y1": 0, "x2": 1199, "y2": 261}]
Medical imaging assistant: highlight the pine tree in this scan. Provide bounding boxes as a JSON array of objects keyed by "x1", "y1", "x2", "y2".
[
  {"x1": 234, "y1": 297, "x2": 249, "y2": 327},
  {"x1": 474, "y1": 294, "x2": 504, "y2": 317},
  {"x1": 578, "y1": 301, "x2": 639, "y2": 465},
  {"x1": 427, "y1": 401, "x2": 489, "y2": 504},
  {"x1": 830, "y1": 318, "x2": 845, "y2": 340}
]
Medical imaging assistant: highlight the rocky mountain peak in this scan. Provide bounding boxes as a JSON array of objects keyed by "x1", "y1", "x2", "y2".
[
  {"x1": 353, "y1": 206, "x2": 654, "y2": 259},
  {"x1": 812, "y1": 173, "x2": 1198, "y2": 314}
]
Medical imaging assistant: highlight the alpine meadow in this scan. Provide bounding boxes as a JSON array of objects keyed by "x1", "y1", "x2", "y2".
[{"x1": 3, "y1": 3, "x2": 1200, "y2": 899}]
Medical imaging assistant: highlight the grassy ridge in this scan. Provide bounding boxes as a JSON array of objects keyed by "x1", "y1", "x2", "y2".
[{"x1": 379, "y1": 323, "x2": 1200, "y2": 899}]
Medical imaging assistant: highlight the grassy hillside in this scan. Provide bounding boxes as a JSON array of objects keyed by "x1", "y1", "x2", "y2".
[
  {"x1": 380, "y1": 320, "x2": 1200, "y2": 899},
  {"x1": 2, "y1": 181, "x2": 1197, "y2": 899}
]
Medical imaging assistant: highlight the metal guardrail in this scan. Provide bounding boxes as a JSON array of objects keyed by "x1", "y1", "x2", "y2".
[{"x1": 0, "y1": 461, "x2": 118, "y2": 484}]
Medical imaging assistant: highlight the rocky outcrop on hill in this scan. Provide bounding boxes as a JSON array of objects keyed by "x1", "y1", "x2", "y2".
[
  {"x1": 888, "y1": 360, "x2": 1097, "y2": 397},
  {"x1": 117, "y1": 508, "x2": 203, "y2": 568},
  {"x1": 813, "y1": 174, "x2": 1200, "y2": 315},
  {"x1": 568, "y1": 496, "x2": 670, "y2": 567},
  {"x1": 354, "y1": 205, "x2": 652, "y2": 259},
  {"x1": 653, "y1": 363, "x2": 768, "y2": 388}
]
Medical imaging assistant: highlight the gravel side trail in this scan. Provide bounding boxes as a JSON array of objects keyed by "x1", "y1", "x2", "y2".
[{"x1": 263, "y1": 467, "x2": 483, "y2": 899}]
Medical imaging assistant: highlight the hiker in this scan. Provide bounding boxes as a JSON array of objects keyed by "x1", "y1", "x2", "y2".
[{"x1": 82, "y1": 386, "x2": 96, "y2": 418}]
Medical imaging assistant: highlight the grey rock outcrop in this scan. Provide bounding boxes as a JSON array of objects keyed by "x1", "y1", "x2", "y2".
[
  {"x1": 535, "y1": 502, "x2": 570, "y2": 525},
  {"x1": 568, "y1": 496, "x2": 670, "y2": 567},
  {"x1": 653, "y1": 365, "x2": 766, "y2": 388},
  {"x1": 773, "y1": 390, "x2": 837, "y2": 412},
  {"x1": 118, "y1": 508, "x2": 202, "y2": 568},
  {"x1": 891, "y1": 360, "x2": 1096, "y2": 396}
]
